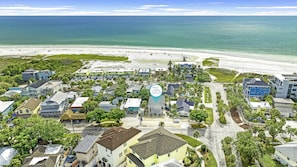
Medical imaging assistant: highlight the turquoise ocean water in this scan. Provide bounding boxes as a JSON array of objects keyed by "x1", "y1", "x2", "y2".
[{"x1": 0, "y1": 16, "x2": 297, "y2": 56}]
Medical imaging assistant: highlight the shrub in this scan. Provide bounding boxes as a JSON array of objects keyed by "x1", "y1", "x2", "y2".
[{"x1": 201, "y1": 144, "x2": 207, "y2": 152}]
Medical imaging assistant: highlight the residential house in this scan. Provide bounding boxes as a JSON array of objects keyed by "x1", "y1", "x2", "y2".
[
  {"x1": 124, "y1": 98, "x2": 142, "y2": 113},
  {"x1": 176, "y1": 97, "x2": 194, "y2": 117},
  {"x1": 105, "y1": 68, "x2": 135, "y2": 79},
  {"x1": 97, "y1": 127, "x2": 141, "y2": 167},
  {"x1": 269, "y1": 74, "x2": 297, "y2": 99},
  {"x1": 105, "y1": 84, "x2": 118, "y2": 96},
  {"x1": 60, "y1": 110, "x2": 86, "y2": 123},
  {"x1": 22, "y1": 144, "x2": 64, "y2": 167},
  {"x1": 0, "y1": 90, "x2": 21, "y2": 98},
  {"x1": 243, "y1": 78, "x2": 270, "y2": 99},
  {"x1": 92, "y1": 86, "x2": 102, "y2": 96},
  {"x1": 70, "y1": 97, "x2": 89, "y2": 112},
  {"x1": 127, "y1": 84, "x2": 142, "y2": 94},
  {"x1": 21, "y1": 80, "x2": 46, "y2": 97},
  {"x1": 273, "y1": 98, "x2": 296, "y2": 118},
  {"x1": 138, "y1": 68, "x2": 150, "y2": 77},
  {"x1": 127, "y1": 127, "x2": 187, "y2": 167},
  {"x1": 148, "y1": 96, "x2": 165, "y2": 115},
  {"x1": 73, "y1": 135, "x2": 99, "y2": 167},
  {"x1": 151, "y1": 158, "x2": 183, "y2": 167},
  {"x1": 174, "y1": 62, "x2": 196, "y2": 70},
  {"x1": 22, "y1": 69, "x2": 55, "y2": 82},
  {"x1": 166, "y1": 84, "x2": 180, "y2": 97},
  {"x1": 0, "y1": 100, "x2": 14, "y2": 116},
  {"x1": 153, "y1": 68, "x2": 167, "y2": 76},
  {"x1": 99, "y1": 101, "x2": 117, "y2": 112},
  {"x1": 15, "y1": 98, "x2": 42, "y2": 118},
  {"x1": 39, "y1": 92, "x2": 68, "y2": 118},
  {"x1": 274, "y1": 141, "x2": 297, "y2": 167},
  {"x1": 38, "y1": 80, "x2": 64, "y2": 96},
  {"x1": 0, "y1": 147, "x2": 18, "y2": 166}
]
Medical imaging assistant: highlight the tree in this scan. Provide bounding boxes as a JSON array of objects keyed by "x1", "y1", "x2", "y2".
[
  {"x1": 270, "y1": 108, "x2": 281, "y2": 119},
  {"x1": 265, "y1": 95, "x2": 274, "y2": 106},
  {"x1": 86, "y1": 108, "x2": 106, "y2": 123},
  {"x1": 190, "y1": 109, "x2": 208, "y2": 124},
  {"x1": 61, "y1": 133, "x2": 81, "y2": 150},
  {"x1": 286, "y1": 125, "x2": 297, "y2": 140},
  {"x1": 159, "y1": 121, "x2": 165, "y2": 127},
  {"x1": 109, "y1": 108, "x2": 125, "y2": 121},
  {"x1": 82, "y1": 89, "x2": 94, "y2": 97},
  {"x1": 139, "y1": 88, "x2": 149, "y2": 100},
  {"x1": 292, "y1": 102, "x2": 297, "y2": 111},
  {"x1": 235, "y1": 131, "x2": 260, "y2": 165},
  {"x1": 168, "y1": 60, "x2": 172, "y2": 72},
  {"x1": 82, "y1": 100, "x2": 98, "y2": 112},
  {"x1": 193, "y1": 130, "x2": 200, "y2": 139},
  {"x1": 266, "y1": 119, "x2": 285, "y2": 142}
]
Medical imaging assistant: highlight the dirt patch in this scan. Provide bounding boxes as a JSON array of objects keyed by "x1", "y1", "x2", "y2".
[
  {"x1": 230, "y1": 107, "x2": 242, "y2": 124},
  {"x1": 240, "y1": 124, "x2": 250, "y2": 129}
]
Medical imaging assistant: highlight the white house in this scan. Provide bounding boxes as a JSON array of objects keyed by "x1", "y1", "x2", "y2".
[
  {"x1": 274, "y1": 141, "x2": 297, "y2": 167},
  {"x1": 97, "y1": 127, "x2": 141, "y2": 167},
  {"x1": 124, "y1": 98, "x2": 142, "y2": 113},
  {"x1": 270, "y1": 74, "x2": 297, "y2": 99},
  {"x1": 70, "y1": 97, "x2": 89, "y2": 112}
]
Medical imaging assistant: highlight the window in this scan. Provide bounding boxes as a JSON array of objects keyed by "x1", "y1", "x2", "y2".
[
  {"x1": 168, "y1": 153, "x2": 170, "y2": 157},
  {"x1": 119, "y1": 153, "x2": 123, "y2": 157},
  {"x1": 19, "y1": 110, "x2": 23, "y2": 114},
  {"x1": 26, "y1": 109, "x2": 29, "y2": 113}
]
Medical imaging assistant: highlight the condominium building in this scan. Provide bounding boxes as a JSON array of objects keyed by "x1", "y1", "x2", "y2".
[{"x1": 269, "y1": 74, "x2": 297, "y2": 98}]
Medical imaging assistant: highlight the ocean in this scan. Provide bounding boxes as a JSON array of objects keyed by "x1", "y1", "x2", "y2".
[{"x1": 0, "y1": 16, "x2": 297, "y2": 56}]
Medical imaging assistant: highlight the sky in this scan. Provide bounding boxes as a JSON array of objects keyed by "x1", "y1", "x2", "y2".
[{"x1": 1, "y1": 0, "x2": 297, "y2": 16}]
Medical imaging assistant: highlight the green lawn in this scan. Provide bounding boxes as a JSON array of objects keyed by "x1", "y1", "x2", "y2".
[
  {"x1": 232, "y1": 73, "x2": 270, "y2": 83},
  {"x1": 202, "y1": 58, "x2": 219, "y2": 67},
  {"x1": 206, "y1": 68, "x2": 238, "y2": 83},
  {"x1": 259, "y1": 154, "x2": 285, "y2": 167},
  {"x1": 48, "y1": 54, "x2": 129, "y2": 61},
  {"x1": 204, "y1": 87, "x2": 212, "y2": 103},
  {"x1": 200, "y1": 149, "x2": 217, "y2": 167},
  {"x1": 175, "y1": 134, "x2": 202, "y2": 147},
  {"x1": 205, "y1": 108, "x2": 214, "y2": 126}
]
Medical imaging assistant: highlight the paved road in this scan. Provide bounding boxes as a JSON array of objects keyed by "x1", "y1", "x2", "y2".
[{"x1": 202, "y1": 83, "x2": 244, "y2": 167}]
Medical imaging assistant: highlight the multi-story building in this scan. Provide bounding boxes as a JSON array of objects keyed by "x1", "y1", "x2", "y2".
[
  {"x1": 0, "y1": 100, "x2": 14, "y2": 116},
  {"x1": 39, "y1": 92, "x2": 68, "y2": 118},
  {"x1": 97, "y1": 127, "x2": 141, "y2": 167},
  {"x1": 270, "y1": 74, "x2": 297, "y2": 99},
  {"x1": 74, "y1": 135, "x2": 99, "y2": 167},
  {"x1": 243, "y1": 78, "x2": 270, "y2": 99},
  {"x1": 22, "y1": 69, "x2": 55, "y2": 82}
]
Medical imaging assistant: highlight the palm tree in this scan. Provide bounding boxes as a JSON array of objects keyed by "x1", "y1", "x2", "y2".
[
  {"x1": 168, "y1": 60, "x2": 173, "y2": 72},
  {"x1": 193, "y1": 130, "x2": 200, "y2": 145}
]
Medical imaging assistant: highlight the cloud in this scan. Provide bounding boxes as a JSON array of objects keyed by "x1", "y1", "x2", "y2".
[
  {"x1": 161, "y1": 8, "x2": 189, "y2": 12},
  {"x1": 236, "y1": 6, "x2": 297, "y2": 9},
  {"x1": 113, "y1": 9, "x2": 143, "y2": 13},
  {"x1": 137, "y1": 5, "x2": 168, "y2": 10},
  {"x1": 208, "y1": 2, "x2": 224, "y2": 5},
  {"x1": 0, "y1": 6, "x2": 73, "y2": 12}
]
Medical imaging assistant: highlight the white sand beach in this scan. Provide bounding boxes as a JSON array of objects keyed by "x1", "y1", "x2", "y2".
[{"x1": 0, "y1": 45, "x2": 297, "y2": 75}]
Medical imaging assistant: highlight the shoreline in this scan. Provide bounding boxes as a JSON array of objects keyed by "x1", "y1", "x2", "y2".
[{"x1": 0, "y1": 44, "x2": 297, "y2": 75}]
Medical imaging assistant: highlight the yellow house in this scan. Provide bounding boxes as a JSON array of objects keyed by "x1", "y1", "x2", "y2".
[
  {"x1": 15, "y1": 98, "x2": 42, "y2": 118},
  {"x1": 127, "y1": 127, "x2": 187, "y2": 167}
]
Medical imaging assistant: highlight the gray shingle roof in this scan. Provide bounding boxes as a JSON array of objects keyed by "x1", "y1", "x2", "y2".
[
  {"x1": 49, "y1": 92, "x2": 68, "y2": 105},
  {"x1": 73, "y1": 135, "x2": 98, "y2": 153},
  {"x1": 130, "y1": 127, "x2": 187, "y2": 159},
  {"x1": 127, "y1": 153, "x2": 144, "y2": 167}
]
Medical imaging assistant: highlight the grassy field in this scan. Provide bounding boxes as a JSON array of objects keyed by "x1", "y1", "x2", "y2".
[
  {"x1": 175, "y1": 134, "x2": 202, "y2": 147},
  {"x1": 205, "y1": 108, "x2": 214, "y2": 126},
  {"x1": 204, "y1": 86, "x2": 212, "y2": 103},
  {"x1": 202, "y1": 58, "x2": 219, "y2": 67},
  {"x1": 259, "y1": 154, "x2": 285, "y2": 167},
  {"x1": 0, "y1": 57, "x2": 31, "y2": 72},
  {"x1": 200, "y1": 148, "x2": 217, "y2": 167},
  {"x1": 206, "y1": 68, "x2": 238, "y2": 83},
  {"x1": 48, "y1": 54, "x2": 129, "y2": 61},
  {"x1": 232, "y1": 73, "x2": 271, "y2": 83}
]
